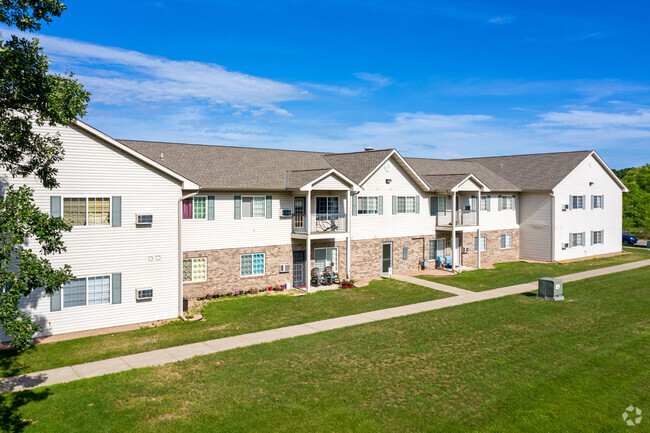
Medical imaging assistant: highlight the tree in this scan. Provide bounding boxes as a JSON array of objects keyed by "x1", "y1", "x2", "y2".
[
  {"x1": 616, "y1": 164, "x2": 650, "y2": 237},
  {"x1": 0, "y1": 1, "x2": 90, "y2": 350}
]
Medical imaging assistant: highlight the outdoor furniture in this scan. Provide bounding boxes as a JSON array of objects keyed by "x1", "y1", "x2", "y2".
[
  {"x1": 324, "y1": 266, "x2": 340, "y2": 285},
  {"x1": 311, "y1": 267, "x2": 326, "y2": 286},
  {"x1": 444, "y1": 255, "x2": 453, "y2": 269}
]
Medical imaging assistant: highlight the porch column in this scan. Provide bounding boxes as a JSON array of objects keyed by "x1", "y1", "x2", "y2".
[
  {"x1": 451, "y1": 191, "x2": 457, "y2": 270},
  {"x1": 346, "y1": 190, "x2": 351, "y2": 280},
  {"x1": 306, "y1": 189, "x2": 312, "y2": 292},
  {"x1": 477, "y1": 190, "x2": 481, "y2": 269}
]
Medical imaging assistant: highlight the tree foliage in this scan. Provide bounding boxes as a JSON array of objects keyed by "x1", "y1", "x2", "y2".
[
  {"x1": 0, "y1": 186, "x2": 73, "y2": 351},
  {"x1": 0, "y1": 1, "x2": 88, "y2": 350},
  {"x1": 616, "y1": 164, "x2": 650, "y2": 235}
]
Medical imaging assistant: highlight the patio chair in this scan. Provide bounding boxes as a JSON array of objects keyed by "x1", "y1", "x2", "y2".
[
  {"x1": 436, "y1": 256, "x2": 445, "y2": 269},
  {"x1": 444, "y1": 255, "x2": 453, "y2": 269},
  {"x1": 311, "y1": 267, "x2": 323, "y2": 287},
  {"x1": 324, "y1": 266, "x2": 340, "y2": 285}
]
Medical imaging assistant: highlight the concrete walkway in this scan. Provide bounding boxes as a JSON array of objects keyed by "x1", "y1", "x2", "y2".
[
  {"x1": 391, "y1": 275, "x2": 475, "y2": 296},
  {"x1": 1, "y1": 258, "x2": 648, "y2": 394}
]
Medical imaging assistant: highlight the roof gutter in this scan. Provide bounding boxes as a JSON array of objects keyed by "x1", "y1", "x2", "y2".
[{"x1": 178, "y1": 190, "x2": 199, "y2": 320}]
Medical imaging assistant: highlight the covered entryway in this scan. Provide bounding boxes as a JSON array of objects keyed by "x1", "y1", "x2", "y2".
[{"x1": 293, "y1": 251, "x2": 306, "y2": 288}]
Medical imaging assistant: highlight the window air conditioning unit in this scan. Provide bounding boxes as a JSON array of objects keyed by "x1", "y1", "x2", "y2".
[
  {"x1": 462, "y1": 246, "x2": 469, "y2": 254},
  {"x1": 562, "y1": 243, "x2": 569, "y2": 250},
  {"x1": 280, "y1": 209, "x2": 293, "y2": 218},
  {"x1": 562, "y1": 204, "x2": 569, "y2": 211},
  {"x1": 279, "y1": 264, "x2": 291, "y2": 273},
  {"x1": 136, "y1": 288, "x2": 153, "y2": 301},
  {"x1": 136, "y1": 214, "x2": 153, "y2": 225}
]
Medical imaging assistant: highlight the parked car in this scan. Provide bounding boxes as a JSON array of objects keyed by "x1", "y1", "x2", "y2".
[{"x1": 622, "y1": 233, "x2": 638, "y2": 245}]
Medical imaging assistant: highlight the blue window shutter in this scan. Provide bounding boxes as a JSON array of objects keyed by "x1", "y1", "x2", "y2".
[
  {"x1": 568, "y1": 233, "x2": 573, "y2": 248},
  {"x1": 378, "y1": 196, "x2": 383, "y2": 215},
  {"x1": 430, "y1": 197, "x2": 436, "y2": 216},
  {"x1": 112, "y1": 196, "x2": 121, "y2": 227},
  {"x1": 568, "y1": 195, "x2": 573, "y2": 210},
  {"x1": 498, "y1": 195, "x2": 503, "y2": 211},
  {"x1": 50, "y1": 196, "x2": 61, "y2": 218},
  {"x1": 112, "y1": 273, "x2": 122, "y2": 304},
  {"x1": 512, "y1": 195, "x2": 516, "y2": 211},
  {"x1": 50, "y1": 289, "x2": 61, "y2": 312},
  {"x1": 582, "y1": 195, "x2": 586, "y2": 210},
  {"x1": 207, "y1": 196, "x2": 215, "y2": 220},
  {"x1": 601, "y1": 195, "x2": 604, "y2": 209},
  {"x1": 486, "y1": 195, "x2": 491, "y2": 211},
  {"x1": 415, "y1": 196, "x2": 420, "y2": 213},
  {"x1": 392, "y1": 196, "x2": 397, "y2": 214},
  {"x1": 266, "y1": 196, "x2": 272, "y2": 218},
  {"x1": 234, "y1": 196, "x2": 241, "y2": 219},
  {"x1": 351, "y1": 196, "x2": 357, "y2": 215},
  {"x1": 403, "y1": 247, "x2": 408, "y2": 260}
]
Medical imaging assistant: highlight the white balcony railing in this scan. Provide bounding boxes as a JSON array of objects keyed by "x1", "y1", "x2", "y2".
[
  {"x1": 293, "y1": 213, "x2": 348, "y2": 233},
  {"x1": 436, "y1": 210, "x2": 478, "y2": 227}
]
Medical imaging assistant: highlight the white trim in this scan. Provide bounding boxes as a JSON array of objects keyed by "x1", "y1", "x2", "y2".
[
  {"x1": 358, "y1": 149, "x2": 431, "y2": 191},
  {"x1": 314, "y1": 246, "x2": 339, "y2": 273},
  {"x1": 73, "y1": 120, "x2": 199, "y2": 190},
  {"x1": 298, "y1": 169, "x2": 359, "y2": 191},
  {"x1": 450, "y1": 174, "x2": 491, "y2": 192}
]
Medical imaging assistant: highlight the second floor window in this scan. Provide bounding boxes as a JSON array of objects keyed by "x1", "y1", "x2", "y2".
[
  {"x1": 499, "y1": 195, "x2": 514, "y2": 211},
  {"x1": 64, "y1": 197, "x2": 110, "y2": 226},
  {"x1": 571, "y1": 195, "x2": 585, "y2": 210},
  {"x1": 480, "y1": 195, "x2": 491, "y2": 211},
  {"x1": 397, "y1": 196, "x2": 416, "y2": 213},
  {"x1": 182, "y1": 196, "x2": 207, "y2": 220},
  {"x1": 358, "y1": 197, "x2": 378, "y2": 214},
  {"x1": 316, "y1": 197, "x2": 339, "y2": 217},
  {"x1": 592, "y1": 195, "x2": 603, "y2": 209},
  {"x1": 242, "y1": 196, "x2": 266, "y2": 218}
]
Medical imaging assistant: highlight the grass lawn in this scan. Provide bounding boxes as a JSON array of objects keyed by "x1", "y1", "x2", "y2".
[
  {"x1": 418, "y1": 246, "x2": 650, "y2": 291},
  {"x1": 2, "y1": 266, "x2": 648, "y2": 432},
  {"x1": 0, "y1": 279, "x2": 452, "y2": 378}
]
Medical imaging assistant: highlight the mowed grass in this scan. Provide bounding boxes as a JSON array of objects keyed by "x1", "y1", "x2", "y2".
[
  {"x1": 0, "y1": 279, "x2": 452, "y2": 378},
  {"x1": 3, "y1": 266, "x2": 648, "y2": 432},
  {"x1": 418, "y1": 246, "x2": 650, "y2": 291}
]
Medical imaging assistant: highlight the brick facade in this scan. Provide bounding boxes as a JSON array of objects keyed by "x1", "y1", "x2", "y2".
[{"x1": 182, "y1": 229, "x2": 519, "y2": 299}]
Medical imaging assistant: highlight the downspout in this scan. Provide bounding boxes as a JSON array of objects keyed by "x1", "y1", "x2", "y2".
[
  {"x1": 178, "y1": 190, "x2": 199, "y2": 320},
  {"x1": 451, "y1": 191, "x2": 457, "y2": 270},
  {"x1": 477, "y1": 190, "x2": 481, "y2": 269}
]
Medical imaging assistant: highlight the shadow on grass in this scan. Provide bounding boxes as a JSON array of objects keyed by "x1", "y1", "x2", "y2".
[{"x1": 0, "y1": 388, "x2": 50, "y2": 432}]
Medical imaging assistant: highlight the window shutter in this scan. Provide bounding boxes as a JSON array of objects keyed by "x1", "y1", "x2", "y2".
[
  {"x1": 601, "y1": 195, "x2": 604, "y2": 209},
  {"x1": 486, "y1": 195, "x2": 491, "y2": 212},
  {"x1": 568, "y1": 233, "x2": 573, "y2": 248},
  {"x1": 474, "y1": 237, "x2": 478, "y2": 251},
  {"x1": 234, "y1": 196, "x2": 242, "y2": 219},
  {"x1": 112, "y1": 196, "x2": 121, "y2": 227},
  {"x1": 430, "y1": 197, "x2": 436, "y2": 216},
  {"x1": 392, "y1": 196, "x2": 397, "y2": 214},
  {"x1": 582, "y1": 195, "x2": 586, "y2": 210},
  {"x1": 602, "y1": 230, "x2": 604, "y2": 244},
  {"x1": 581, "y1": 232, "x2": 586, "y2": 246},
  {"x1": 590, "y1": 231, "x2": 594, "y2": 245},
  {"x1": 403, "y1": 247, "x2": 408, "y2": 260},
  {"x1": 429, "y1": 240, "x2": 435, "y2": 260},
  {"x1": 498, "y1": 195, "x2": 503, "y2": 211},
  {"x1": 207, "y1": 196, "x2": 215, "y2": 220},
  {"x1": 590, "y1": 195, "x2": 594, "y2": 209},
  {"x1": 112, "y1": 273, "x2": 122, "y2": 304},
  {"x1": 50, "y1": 289, "x2": 61, "y2": 312},
  {"x1": 266, "y1": 196, "x2": 272, "y2": 219},
  {"x1": 512, "y1": 195, "x2": 516, "y2": 210},
  {"x1": 50, "y1": 196, "x2": 61, "y2": 218},
  {"x1": 568, "y1": 195, "x2": 573, "y2": 210},
  {"x1": 352, "y1": 195, "x2": 357, "y2": 215},
  {"x1": 415, "y1": 196, "x2": 420, "y2": 213},
  {"x1": 378, "y1": 196, "x2": 383, "y2": 215}
]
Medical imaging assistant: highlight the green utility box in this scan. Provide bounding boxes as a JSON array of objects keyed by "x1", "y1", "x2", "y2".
[{"x1": 537, "y1": 277, "x2": 564, "y2": 300}]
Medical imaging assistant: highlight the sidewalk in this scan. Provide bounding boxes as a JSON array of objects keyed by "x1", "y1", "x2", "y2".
[{"x1": 1, "y1": 258, "x2": 648, "y2": 394}]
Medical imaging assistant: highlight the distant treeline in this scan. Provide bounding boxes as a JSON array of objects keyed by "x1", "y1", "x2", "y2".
[{"x1": 613, "y1": 164, "x2": 650, "y2": 238}]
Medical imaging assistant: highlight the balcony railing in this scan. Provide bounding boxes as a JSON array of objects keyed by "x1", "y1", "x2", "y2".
[
  {"x1": 293, "y1": 213, "x2": 348, "y2": 233},
  {"x1": 436, "y1": 210, "x2": 478, "y2": 227}
]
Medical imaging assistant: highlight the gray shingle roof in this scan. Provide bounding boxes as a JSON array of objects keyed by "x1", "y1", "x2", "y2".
[
  {"x1": 323, "y1": 149, "x2": 394, "y2": 185},
  {"x1": 406, "y1": 158, "x2": 521, "y2": 191},
  {"x1": 460, "y1": 151, "x2": 593, "y2": 191},
  {"x1": 423, "y1": 174, "x2": 476, "y2": 190},
  {"x1": 285, "y1": 169, "x2": 332, "y2": 189}
]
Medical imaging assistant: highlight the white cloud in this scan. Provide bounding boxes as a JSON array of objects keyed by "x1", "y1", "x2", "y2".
[
  {"x1": 488, "y1": 16, "x2": 514, "y2": 24},
  {"x1": 533, "y1": 109, "x2": 650, "y2": 128},
  {"x1": 3, "y1": 27, "x2": 307, "y2": 115},
  {"x1": 355, "y1": 72, "x2": 393, "y2": 88}
]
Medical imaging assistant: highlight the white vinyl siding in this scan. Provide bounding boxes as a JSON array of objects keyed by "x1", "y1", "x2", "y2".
[
  {"x1": 357, "y1": 197, "x2": 379, "y2": 214},
  {"x1": 183, "y1": 258, "x2": 207, "y2": 282},
  {"x1": 242, "y1": 196, "x2": 266, "y2": 218},
  {"x1": 241, "y1": 253, "x2": 265, "y2": 277},
  {"x1": 315, "y1": 247, "x2": 338, "y2": 272},
  {"x1": 500, "y1": 234, "x2": 512, "y2": 249},
  {"x1": 474, "y1": 235, "x2": 486, "y2": 252}
]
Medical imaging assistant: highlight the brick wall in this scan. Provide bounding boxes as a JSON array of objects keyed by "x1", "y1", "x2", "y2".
[{"x1": 460, "y1": 228, "x2": 519, "y2": 267}]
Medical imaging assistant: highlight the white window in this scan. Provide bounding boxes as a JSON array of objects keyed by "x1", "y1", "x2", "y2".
[
  {"x1": 429, "y1": 238, "x2": 446, "y2": 260},
  {"x1": 571, "y1": 195, "x2": 585, "y2": 210},
  {"x1": 592, "y1": 195, "x2": 603, "y2": 209},
  {"x1": 592, "y1": 230, "x2": 604, "y2": 245},
  {"x1": 480, "y1": 195, "x2": 490, "y2": 211},
  {"x1": 62, "y1": 275, "x2": 110, "y2": 308},
  {"x1": 315, "y1": 247, "x2": 338, "y2": 272},
  {"x1": 500, "y1": 234, "x2": 512, "y2": 249},
  {"x1": 242, "y1": 196, "x2": 266, "y2": 218},
  {"x1": 193, "y1": 196, "x2": 207, "y2": 219},
  {"x1": 183, "y1": 258, "x2": 207, "y2": 282},
  {"x1": 397, "y1": 196, "x2": 416, "y2": 213},
  {"x1": 474, "y1": 235, "x2": 486, "y2": 252},
  {"x1": 63, "y1": 197, "x2": 111, "y2": 226},
  {"x1": 570, "y1": 232, "x2": 585, "y2": 247},
  {"x1": 241, "y1": 253, "x2": 265, "y2": 277},
  {"x1": 357, "y1": 197, "x2": 378, "y2": 214},
  {"x1": 316, "y1": 197, "x2": 340, "y2": 218},
  {"x1": 499, "y1": 195, "x2": 514, "y2": 210}
]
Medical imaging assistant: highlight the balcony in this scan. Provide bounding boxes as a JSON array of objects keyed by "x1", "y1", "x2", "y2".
[
  {"x1": 436, "y1": 210, "x2": 478, "y2": 228},
  {"x1": 292, "y1": 213, "x2": 348, "y2": 236}
]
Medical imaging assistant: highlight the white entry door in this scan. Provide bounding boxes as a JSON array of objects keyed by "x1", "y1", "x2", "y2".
[{"x1": 453, "y1": 236, "x2": 461, "y2": 266}]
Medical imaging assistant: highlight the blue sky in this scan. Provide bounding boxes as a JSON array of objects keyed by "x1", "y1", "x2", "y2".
[{"x1": 3, "y1": 0, "x2": 650, "y2": 168}]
